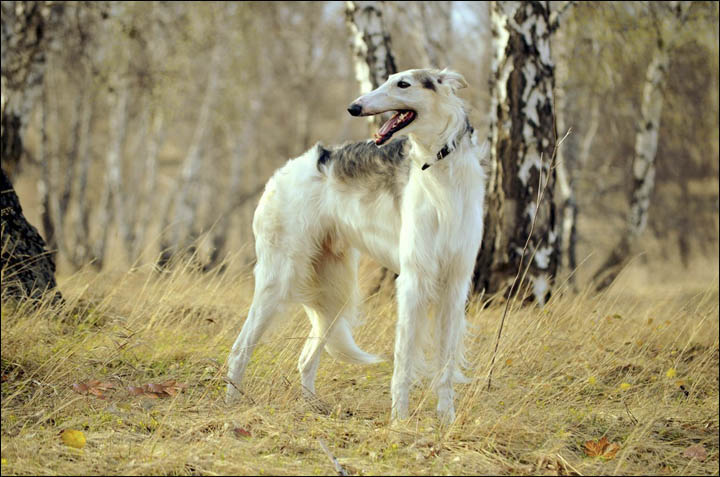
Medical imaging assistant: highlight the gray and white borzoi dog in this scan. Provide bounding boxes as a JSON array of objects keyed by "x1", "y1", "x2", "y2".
[{"x1": 226, "y1": 68, "x2": 486, "y2": 422}]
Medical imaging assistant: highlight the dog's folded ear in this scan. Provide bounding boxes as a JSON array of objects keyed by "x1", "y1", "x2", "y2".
[{"x1": 438, "y1": 69, "x2": 468, "y2": 91}]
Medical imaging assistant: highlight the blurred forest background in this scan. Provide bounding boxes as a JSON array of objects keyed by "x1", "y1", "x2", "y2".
[{"x1": 3, "y1": 0, "x2": 719, "y2": 289}]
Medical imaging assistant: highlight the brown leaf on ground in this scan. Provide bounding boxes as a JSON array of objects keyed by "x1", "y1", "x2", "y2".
[
  {"x1": 584, "y1": 436, "x2": 621, "y2": 459},
  {"x1": 127, "y1": 385, "x2": 145, "y2": 396},
  {"x1": 72, "y1": 380, "x2": 115, "y2": 398},
  {"x1": 233, "y1": 427, "x2": 251, "y2": 439},
  {"x1": 127, "y1": 381, "x2": 187, "y2": 399},
  {"x1": 683, "y1": 444, "x2": 707, "y2": 461}
]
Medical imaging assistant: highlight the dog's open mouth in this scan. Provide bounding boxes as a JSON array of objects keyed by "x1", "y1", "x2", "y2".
[{"x1": 373, "y1": 110, "x2": 416, "y2": 145}]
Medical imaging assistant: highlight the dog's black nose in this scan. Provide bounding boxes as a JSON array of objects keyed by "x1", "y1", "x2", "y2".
[{"x1": 347, "y1": 103, "x2": 362, "y2": 116}]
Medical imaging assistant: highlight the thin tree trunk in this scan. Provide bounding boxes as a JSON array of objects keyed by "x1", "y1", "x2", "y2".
[
  {"x1": 592, "y1": 46, "x2": 669, "y2": 291},
  {"x1": 129, "y1": 109, "x2": 164, "y2": 264},
  {"x1": 158, "y1": 38, "x2": 221, "y2": 269},
  {"x1": 70, "y1": 87, "x2": 94, "y2": 267},
  {"x1": 553, "y1": 15, "x2": 579, "y2": 289},
  {"x1": 409, "y1": 2, "x2": 452, "y2": 69},
  {"x1": 93, "y1": 82, "x2": 129, "y2": 269},
  {"x1": 473, "y1": 1, "x2": 558, "y2": 305},
  {"x1": 592, "y1": 1, "x2": 690, "y2": 292},
  {"x1": 38, "y1": 86, "x2": 57, "y2": 256}
]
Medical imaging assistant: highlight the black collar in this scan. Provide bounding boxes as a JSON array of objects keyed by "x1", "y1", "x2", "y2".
[{"x1": 421, "y1": 118, "x2": 474, "y2": 171}]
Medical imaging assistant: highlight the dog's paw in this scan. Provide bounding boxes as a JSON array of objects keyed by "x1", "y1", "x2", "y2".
[{"x1": 436, "y1": 404, "x2": 456, "y2": 425}]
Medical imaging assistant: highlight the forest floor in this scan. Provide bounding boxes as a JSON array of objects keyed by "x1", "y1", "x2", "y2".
[{"x1": 1, "y1": 257, "x2": 718, "y2": 476}]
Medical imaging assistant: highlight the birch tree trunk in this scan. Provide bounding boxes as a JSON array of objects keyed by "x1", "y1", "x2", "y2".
[
  {"x1": 70, "y1": 86, "x2": 94, "y2": 267},
  {"x1": 129, "y1": 109, "x2": 164, "y2": 264},
  {"x1": 407, "y1": 2, "x2": 452, "y2": 69},
  {"x1": 1, "y1": 1, "x2": 63, "y2": 302},
  {"x1": 592, "y1": 2, "x2": 689, "y2": 291},
  {"x1": 38, "y1": 87, "x2": 57, "y2": 257},
  {"x1": 473, "y1": 1, "x2": 559, "y2": 305},
  {"x1": 158, "y1": 38, "x2": 221, "y2": 269},
  {"x1": 345, "y1": 0, "x2": 397, "y2": 129},
  {"x1": 93, "y1": 81, "x2": 129, "y2": 269},
  {"x1": 552, "y1": 14, "x2": 578, "y2": 288},
  {"x1": 591, "y1": 47, "x2": 669, "y2": 291}
]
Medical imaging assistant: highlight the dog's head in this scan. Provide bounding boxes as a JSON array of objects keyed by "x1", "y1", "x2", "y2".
[{"x1": 347, "y1": 68, "x2": 468, "y2": 146}]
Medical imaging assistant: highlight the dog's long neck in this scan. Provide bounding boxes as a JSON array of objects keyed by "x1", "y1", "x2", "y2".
[{"x1": 406, "y1": 96, "x2": 471, "y2": 170}]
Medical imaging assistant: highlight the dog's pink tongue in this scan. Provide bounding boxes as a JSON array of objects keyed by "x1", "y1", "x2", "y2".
[{"x1": 376, "y1": 112, "x2": 401, "y2": 141}]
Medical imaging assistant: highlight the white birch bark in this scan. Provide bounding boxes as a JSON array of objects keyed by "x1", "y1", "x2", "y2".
[
  {"x1": 627, "y1": 49, "x2": 668, "y2": 238},
  {"x1": 346, "y1": 1, "x2": 397, "y2": 129},
  {"x1": 474, "y1": 1, "x2": 558, "y2": 305},
  {"x1": 592, "y1": 1, "x2": 689, "y2": 291}
]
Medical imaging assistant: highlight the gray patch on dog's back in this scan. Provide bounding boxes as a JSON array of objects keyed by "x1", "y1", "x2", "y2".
[{"x1": 317, "y1": 138, "x2": 410, "y2": 202}]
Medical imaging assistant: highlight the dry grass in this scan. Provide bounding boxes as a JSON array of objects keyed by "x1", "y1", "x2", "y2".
[{"x1": 1, "y1": 258, "x2": 718, "y2": 476}]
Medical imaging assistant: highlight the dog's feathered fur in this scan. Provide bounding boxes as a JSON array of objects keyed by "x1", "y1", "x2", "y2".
[{"x1": 226, "y1": 68, "x2": 486, "y2": 422}]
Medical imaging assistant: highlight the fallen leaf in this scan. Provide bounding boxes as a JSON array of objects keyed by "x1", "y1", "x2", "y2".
[
  {"x1": 666, "y1": 368, "x2": 676, "y2": 378},
  {"x1": 619, "y1": 382, "x2": 631, "y2": 391},
  {"x1": 60, "y1": 429, "x2": 86, "y2": 449},
  {"x1": 147, "y1": 383, "x2": 165, "y2": 394},
  {"x1": 233, "y1": 427, "x2": 251, "y2": 438},
  {"x1": 584, "y1": 436, "x2": 620, "y2": 459},
  {"x1": 683, "y1": 444, "x2": 707, "y2": 461},
  {"x1": 128, "y1": 386, "x2": 145, "y2": 396},
  {"x1": 72, "y1": 380, "x2": 115, "y2": 398}
]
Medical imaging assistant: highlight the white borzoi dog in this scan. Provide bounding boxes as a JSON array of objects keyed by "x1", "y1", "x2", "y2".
[{"x1": 226, "y1": 68, "x2": 486, "y2": 423}]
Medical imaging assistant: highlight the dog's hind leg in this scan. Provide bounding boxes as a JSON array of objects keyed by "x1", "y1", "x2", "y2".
[
  {"x1": 298, "y1": 247, "x2": 381, "y2": 401},
  {"x1": 226, "y1": 259, "x2": 292, "y2": 404}
]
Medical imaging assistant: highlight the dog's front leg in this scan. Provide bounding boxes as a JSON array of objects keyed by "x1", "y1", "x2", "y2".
[
  {"x1": 434, "y1": 273, "x2": 472, "y2": 423},
  {"x1": 391, "y1": 270, "x2": 428, "y2": 421}
]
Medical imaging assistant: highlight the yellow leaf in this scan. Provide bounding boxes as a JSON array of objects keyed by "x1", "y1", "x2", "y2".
[
  {"x1": 588, "y1": 376, "x2": 597, "y2": 385},
  {"x1": 619, "y1": 382, "x2": 631, "y2": 391},
  {"x1": 666, "y1": 368, "x2": 676, "y2": 378},
  {"x1": 584, "y1": 436, "x2": 621, "y2": 459},
  {"x1": 505, "y1": 358, "x2": 513, "y2": 366},
  {"x1": 60, "y1": 429, "x2": 86, "y2": 449},
  {"x1": 1, "y1": 458, "x2": 7, "y2": 465}
]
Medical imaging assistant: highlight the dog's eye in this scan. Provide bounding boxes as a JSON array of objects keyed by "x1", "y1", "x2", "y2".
[{"x1": 397, "y1": 81, "x2": 411, "y2": 89}]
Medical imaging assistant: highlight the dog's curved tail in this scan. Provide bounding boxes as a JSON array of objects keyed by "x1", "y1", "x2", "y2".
[{"x1": 324, "y1": 318, "x2": 383, "y2": 365}]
